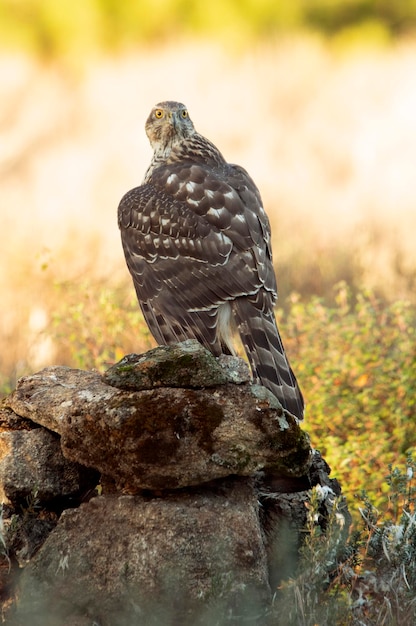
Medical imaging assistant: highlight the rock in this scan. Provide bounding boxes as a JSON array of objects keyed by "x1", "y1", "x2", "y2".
[
  {"x1": 0, "y1": 406, "x2": 33, "y2": 432},
  {"x1": 3, "y1": 367, "x2": 103, "y2": 435},
  {"x1": 102, "y1": 339, "x2": 251, "y2": 391},
  {"x1": 4, "y1": 506, "x2": 59, "y2": 568},
  {"x1": 259, "y1": 450, "x2": 352, "y2": 590},
  {"x1": 5, "y1": 346, "x2": 312, "y2": 492},
  {"x1": 59, "y1": 384, "x2": 310, "y2": 492},
  {"x1": 14, "y1": 480, "x2": 271, "y2": 626},
  {"x1": 216, "y1": 353, "x2": 252, "y2": 384},
  {"x1": 0, "y1": 409, "x2": 98, "y2": 507},
  {"x1": 0, "y1": 343, "x2": 349, "y2": 626}
]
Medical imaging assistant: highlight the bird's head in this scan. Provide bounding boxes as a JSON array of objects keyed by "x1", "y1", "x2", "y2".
[{"x1": 145, "y1": 101, "x2": 196, "y2": 153}]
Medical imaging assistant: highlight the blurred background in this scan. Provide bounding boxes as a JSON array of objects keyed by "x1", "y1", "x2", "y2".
[{"x1": 1, "y1": 0, "x2": 415, "y2": 508}]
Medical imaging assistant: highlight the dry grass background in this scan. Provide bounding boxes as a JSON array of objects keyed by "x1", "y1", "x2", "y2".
[{"x1": 1, "y1": 36, "x2": 416, "y2": 388}]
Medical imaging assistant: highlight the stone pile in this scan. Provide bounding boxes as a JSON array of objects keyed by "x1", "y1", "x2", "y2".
[{"x1": 0, "y1": 340, "x2": 348, "y2": 625}]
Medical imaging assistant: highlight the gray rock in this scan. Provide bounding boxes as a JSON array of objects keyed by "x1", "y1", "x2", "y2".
[
  {"x1": 0, "y1": 406, "x2": 33, "y2": 432},
  {"x1": 5, "y1": 358, "x2": 311, "y2": 491},
  {"x1": 0, "y1": 345, "x2": 349, "y2": 626},
  {"x1": 4, "y1": 366, "x2": 104, "y2": 435},
  {"x1": 0, "y1": 414, "x2": 97, "y2": 507},
  {"x1": 103, "y1": 340, "x2": 251, "y2": 390},
  {"x1": 15, "y1": 480, "x2": 271, "y2": 626}
]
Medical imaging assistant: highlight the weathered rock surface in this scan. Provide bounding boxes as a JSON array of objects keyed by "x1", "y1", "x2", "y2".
[
  {"x1": 102, "y1": 339, "x2": 252, "y2": 390},
  {"x1": 0, "y1": 408, "x2": 98, "y2": 507},
  {"x1": 5, "y1": 344, "x2": 311, "y2": 492},
  {"x1": 14, "y1": 480, "x2": 270, "y2": 626},
  {"x1": 0, "y1": 341, "x2": 349, "y2": 625},
  {"x1": 260, "y1": 450, "x2": 352, "y2": 588}
]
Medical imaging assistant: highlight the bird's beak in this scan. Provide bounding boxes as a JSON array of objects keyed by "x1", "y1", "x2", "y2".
[{"x1": 169, "y1": 111, "x2": 177, "y2": 131}]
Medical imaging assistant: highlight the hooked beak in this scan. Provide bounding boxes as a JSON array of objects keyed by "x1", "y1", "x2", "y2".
[{"x1": 168, "y1": 111, "x2": 177, "y2": 131}]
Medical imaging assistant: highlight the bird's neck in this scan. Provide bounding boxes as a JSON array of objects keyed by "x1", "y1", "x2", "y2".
[{"x1": 143, "y1": 132, "x2": 226, "y2": 183}]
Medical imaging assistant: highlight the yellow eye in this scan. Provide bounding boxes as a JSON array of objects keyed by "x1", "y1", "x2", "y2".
[
  {"x1": 154, "y1": 109, "x2": 164, "y2": 119},
  {"x1": 181, "y1": 109, "x2": 188, "y2": 118}
]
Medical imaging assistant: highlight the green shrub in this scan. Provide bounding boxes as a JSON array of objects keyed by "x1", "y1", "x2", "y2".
[
  {"x1": 272, "y1": 455, "x2": 416, "y2": 625},
  {"x1": 51, "y1": 279, "x2": 152, "y2": 371},
  {"x1": 279, "y1": 283, "x2": 416, "y2": 513}
]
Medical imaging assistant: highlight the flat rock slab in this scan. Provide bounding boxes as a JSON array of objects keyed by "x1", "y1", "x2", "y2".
[
  {"x1": 5, "y1": 358, "x2": 311, "y2": 491},
  {"x1": 102, "y1": 340, "x2": 251, "y2": 390},
  {"x1": 15, "y1": 481, "x2": 271, "y2": 626}
]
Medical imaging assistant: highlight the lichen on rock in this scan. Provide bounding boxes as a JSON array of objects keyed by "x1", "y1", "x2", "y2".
[
  {"x1": 102, "y1": 339, "x2": 250, "y2": 391},
  {"x1": 0, "y1": 341, "x2": 349, "y2": 625}
]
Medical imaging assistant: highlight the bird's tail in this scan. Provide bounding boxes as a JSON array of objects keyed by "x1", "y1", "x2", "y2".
[{"x1": 232, "y1": 299, "x2": 304, "y2": 420}]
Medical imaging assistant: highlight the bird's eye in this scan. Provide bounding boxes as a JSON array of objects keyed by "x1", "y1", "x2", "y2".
[
  {"x1": 181, "y1": 110, "x2": 188, "y2": 118},
  {"x1": 154, "y1": 109, "x2": 164, "y2": 119}
]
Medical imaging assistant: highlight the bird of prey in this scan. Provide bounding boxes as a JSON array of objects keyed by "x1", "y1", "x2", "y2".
[{"x1": 118, "y1": 101, "x2": 304, "y2": 419}]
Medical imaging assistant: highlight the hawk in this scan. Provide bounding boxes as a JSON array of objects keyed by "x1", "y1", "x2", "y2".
[{"x1": 118, "y1": 101, "x2": 304, "y2": 419}]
